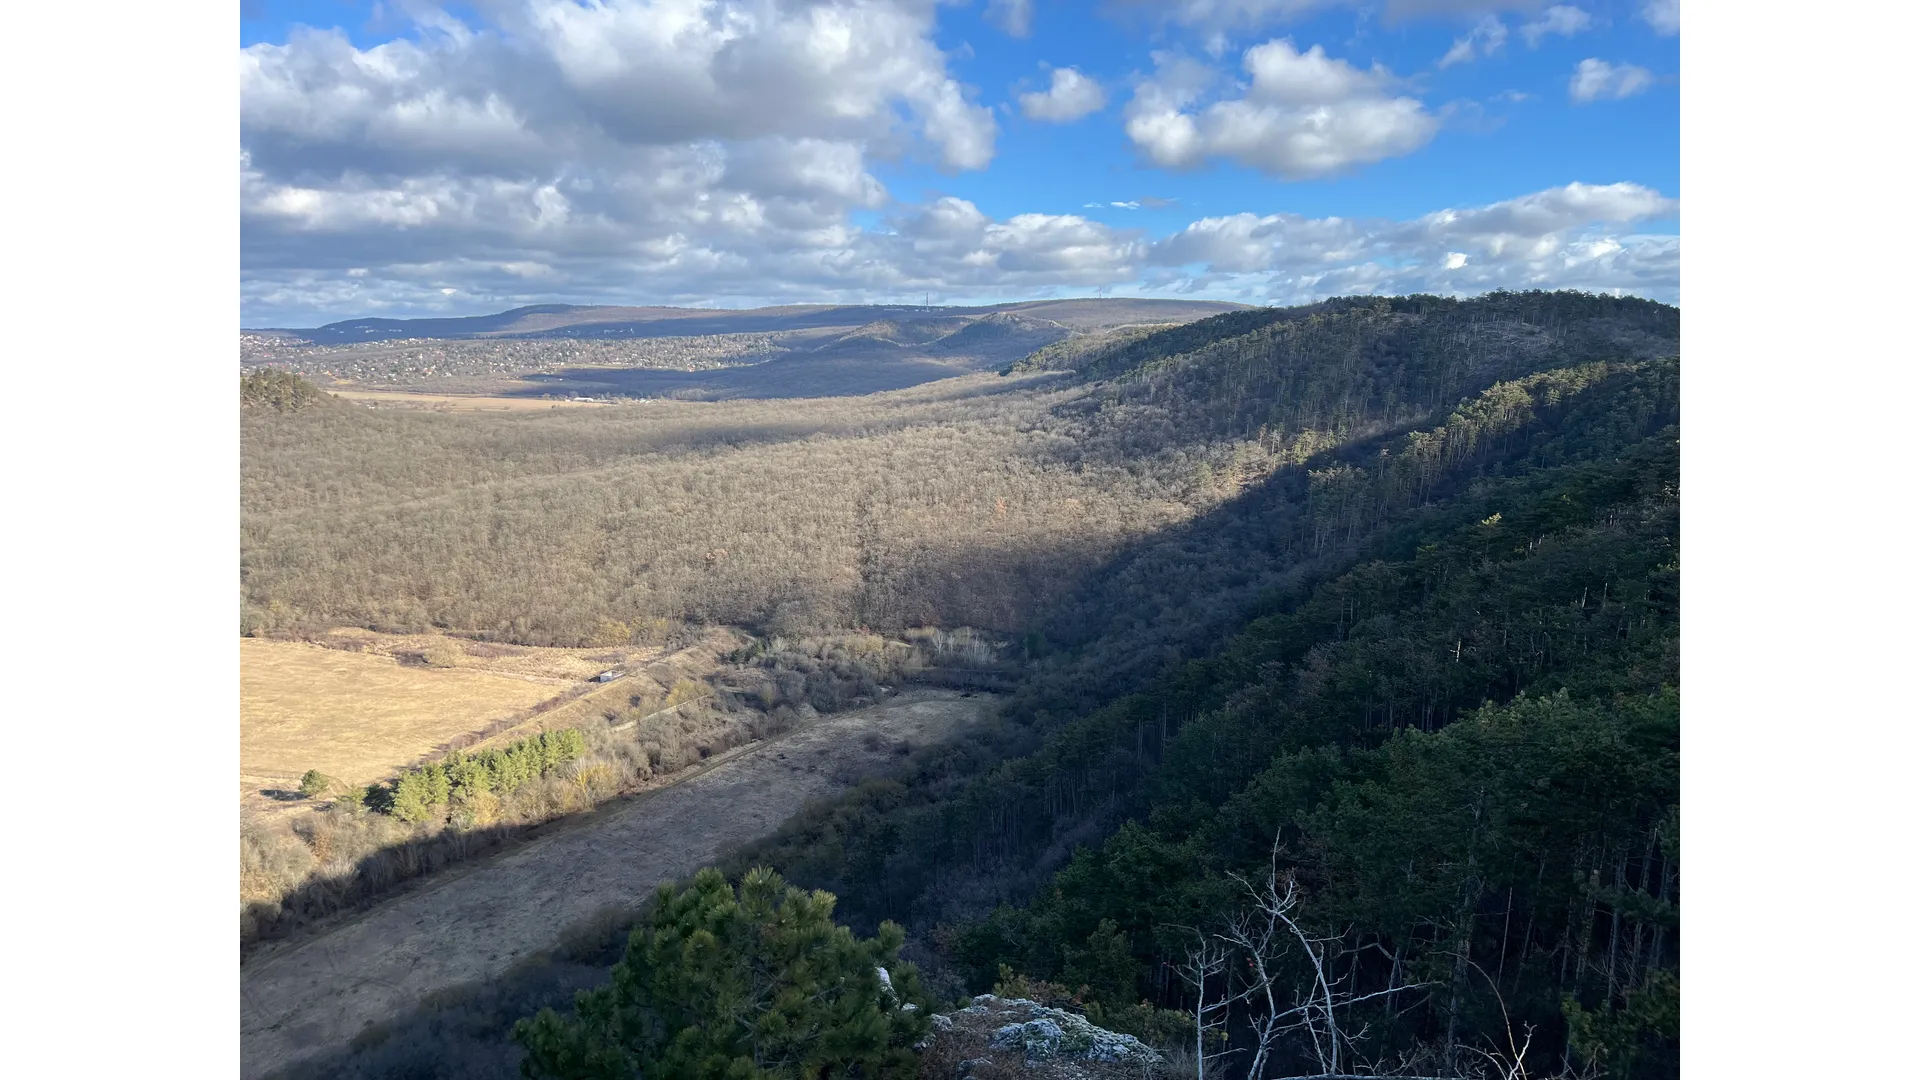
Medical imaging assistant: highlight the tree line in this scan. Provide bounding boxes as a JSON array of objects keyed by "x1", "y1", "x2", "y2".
[{"x1": 374, "y1": 729, "x2": 588, "y2": 824}]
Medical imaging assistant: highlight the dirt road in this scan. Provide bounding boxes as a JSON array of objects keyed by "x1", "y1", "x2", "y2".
[{"x1": 240, "y1": 690, "x2": 993, "y2": 1080}]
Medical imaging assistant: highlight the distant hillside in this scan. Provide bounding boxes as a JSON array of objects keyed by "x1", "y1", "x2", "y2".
[
  {"x1": 928, "y1": 311, "x2": 1067, "y2": 360},
  {"x1": 253, "y1": 298, "x2": 1249, "y2": 346}
]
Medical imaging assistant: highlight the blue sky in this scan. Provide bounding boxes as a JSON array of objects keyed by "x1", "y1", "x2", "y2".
[{"x1": 239, "y1": 1, "x2": 1679, "y2": 326}]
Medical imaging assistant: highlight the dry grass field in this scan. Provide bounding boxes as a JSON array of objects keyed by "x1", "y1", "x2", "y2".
[
  {"x1": 241, "y1": 639, "x2": 559, "y2": 802},
  {"x1": 239, "y1": 628, "x2": 744, "y2": 811},
  {"x1": 239, "y1": 632, "x2": 667, "y2": 808}
]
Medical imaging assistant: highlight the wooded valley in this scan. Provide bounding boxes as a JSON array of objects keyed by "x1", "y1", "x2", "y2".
[{"x1": 244, "y1": 291, "x2": 1680, "y2": 1080}]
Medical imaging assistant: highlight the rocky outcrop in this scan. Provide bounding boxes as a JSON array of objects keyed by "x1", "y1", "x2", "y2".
[{"x1": 916, "y1": 995, "x2": 1166, "y2": 1079}]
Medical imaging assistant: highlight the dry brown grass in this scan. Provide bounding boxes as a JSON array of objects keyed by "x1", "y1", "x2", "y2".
[
  {"x1": 240, "y1": 626, "x2": 743, "y2": 808},
  {"x1": 315, "y1": 626, "x2": 653, "y2": 684},
  {"x1": 237, "y1": 624, "x2": 900, "y2": 954},
  {"x1": 458, "y1": 626, "x2": 749, "y2": 754},
  {"x1": 245, "y1": 634, "x2": 591, "y2": 795}
]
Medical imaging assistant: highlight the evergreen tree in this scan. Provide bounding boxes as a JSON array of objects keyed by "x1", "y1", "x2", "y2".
[
  {"x1": 514, "y1": 867, "x2": 930, "y2": 1080},
  {"x1": 1062, "y1": 919, "x2": 1138, "y2": 1008},
  {"x1": 296, "y1": 770, "x2": 333, "y2": 799},
  {"x1": 389, "y1": 770, "x2": 435, "y2": 824}
]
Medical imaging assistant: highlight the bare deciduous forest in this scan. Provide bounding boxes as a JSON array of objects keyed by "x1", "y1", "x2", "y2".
[{"x1": 242, "y1": 293, "x2": 1675, "y2": 651}]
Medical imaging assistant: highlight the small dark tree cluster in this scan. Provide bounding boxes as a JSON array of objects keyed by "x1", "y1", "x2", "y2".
[
  {"x1": 386, "y1": 729, "x2": 587, "y2": 825},
  {"x1": 241, "y1": 367, "x2": 327, "y2": 411}
]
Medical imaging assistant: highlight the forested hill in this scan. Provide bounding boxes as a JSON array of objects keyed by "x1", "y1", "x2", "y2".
[
  {"x1": 264, "y1": 290, "x2": 1680, "y2": 1079},
  {"x1": 1016, "y1": 291, "x2": 1676, "y2": 383},
  {"x1": 242, "y1": 291, "x2": 1676, "y2": 654},
  {"x1": 731, "y1": 293, "x2": 1681, "y2": 1078},
  {"x1": 1008, "y1": 291, "x2": 1678, "y2": 711}
]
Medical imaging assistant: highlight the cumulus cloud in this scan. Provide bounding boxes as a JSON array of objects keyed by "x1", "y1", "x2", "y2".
[
  {"x1": 1146, "y1": 181, "x2": 1678, "y2": 304},
  {"x1": 883, "y1": 197, "x2": 1146, "y2": 283},
  {"x1": 1569, "y1": 58, "x2": 1657, "y2": 102},
  {"x1": 241, "y1": 1, "x2": 1018, "y2": 321},
  {"x1": 1115, "y1": 0, "x2": 1546, "y2": 33},
  {"x1": 1019, "y1": 67, "x2": 1108, "y2": 122},
  {"x1": 241, "y1": 1, "x2": 996, "y2": 180},
  {"x1": 986, "y1": 0, "x2": 1034, "y2": 37},
  {"x1": 245, "y1": 171, "x2": 1675, "y2": 324},
  {"x1": 1519, "y1": 5, "x2": 1593, "y2": 46},
  {"x1": 1125, "y1": 41, "x2": 1439, "y2": 179},
  {"x1": 1440, "y1": 17, "x2": 1508, "y2": 67},
  {"x1": 1641, "y1": 0, "x2": 1680, "y2": 35}
]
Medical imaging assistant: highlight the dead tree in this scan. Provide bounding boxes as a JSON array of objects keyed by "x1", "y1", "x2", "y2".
[
  {"x1": 1171, "y1": 930, "x2": 1236, "y2": 1080},
  {"x1": 1214, "y1": 834, "x2": 1431, "y2": 1080},
  {"x1": 1174, "y1": 831, "x2": 1585, "y2": 1080}
]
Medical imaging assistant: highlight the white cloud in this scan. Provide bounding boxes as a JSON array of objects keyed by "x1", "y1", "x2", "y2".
[
  {"x1": 986, "y1": 0, "x2": 1034, "y2": 37},
  {"x1": 241, "y1": 2, "x2": 997, "y2": 176},
  {"x1": 1439, "y1": 6, "x2": 1588, "y2": 67},
  {"x1": 1125, "y1": 41, "x2": 1439, "y2": 179},
  {"x1": 1569, "y1": 58, "x2": 1657, "y2": 102},
  {"x1": 1019, "y1": 67, "x2": 1108, "y2": 123},
  {"x1": 244, "y1": 171, "x2": 1677, "y2": 324},
  {"x1": 1439, "y1": 17, "x2": 1508, "y2": 67},
  {"x1": 1146, "y1": 181, "x2": 1677, "y2": 303},
  {"x1": 1115, "y1": 1, "x2": 1544, "y2": 33},
  {"x1": 1641, "y1": 0, "x2": 1680, "y2": 35},
  {"x1": 891, "y1": 197, "x2": 1146, "y2": 281},
  {"x1": 241, "y1": 1, "x2": 1021, "y2": 321},
  {"x1": 1519, "y1": 5, "x2": 1593, "y2": 47}
]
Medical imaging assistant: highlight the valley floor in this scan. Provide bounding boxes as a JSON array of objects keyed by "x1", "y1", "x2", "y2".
[{"x1": 239, "y1": 689, "x2": 994, "y2": 1080}]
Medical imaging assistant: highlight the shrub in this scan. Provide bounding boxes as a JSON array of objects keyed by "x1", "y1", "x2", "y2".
[
  {"x1": 514, "y1": 867, "x2": 930, "y2": 1079},
  {"x1": 419, "y1": 640, "x2": 464, "y2": 668},
  {"x1": 665, "y1": 678, "x2": 711, "y2": 708},
  {"x1": 589, "y1": 617, "x2": 633, "y2": 648},
  {"x1": 240, "y1": 820, "x2": 314, "y2": 909},
  {"x1": 449, "y1": 788, "x2": 502, "y2": 830},
  {"x1": 297, "y1": 770, "x2": 335, "y2": 799}
]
